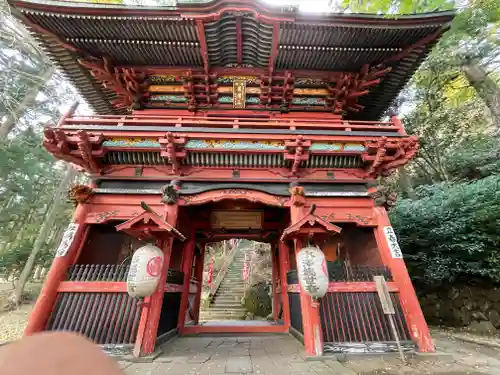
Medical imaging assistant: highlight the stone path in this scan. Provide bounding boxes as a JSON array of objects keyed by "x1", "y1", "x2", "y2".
[
  {"x1": 118, "y1": 332, "x2": 500, "y2": 375},
  {"x1": 120, "y1": 335, "x2": 353, "y2": 375}
]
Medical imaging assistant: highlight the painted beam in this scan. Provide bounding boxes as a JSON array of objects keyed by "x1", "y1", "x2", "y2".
[
  {"x1": 56, "y1": 282, "x2": 186, "y2": 293},
  {"x1": 286, "y1": 282, "x2": 399, "y2": 293},
  {"x1": 182, "y1": 324, "x2": 288, "y2": 335}
]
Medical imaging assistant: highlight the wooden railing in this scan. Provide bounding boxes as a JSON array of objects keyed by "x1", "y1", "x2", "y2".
[{"x1": 60, "y1": 114, "x2": 405, "y2": 134}]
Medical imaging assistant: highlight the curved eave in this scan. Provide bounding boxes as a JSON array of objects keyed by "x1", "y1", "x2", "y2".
[
  {"x1": 30, "y1": 29, "x2": 121, "y2": 114},
  {"x1": 9, "y1": 0, "x2": 455, "y2": 118},
  {"x1": 9, "y1": 0, "x2": 455, "y2": 25}
]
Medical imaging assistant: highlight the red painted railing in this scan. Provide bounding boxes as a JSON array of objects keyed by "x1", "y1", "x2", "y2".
[{"x1": 60, "y1": 114, "x2": 405, "y2": 134}]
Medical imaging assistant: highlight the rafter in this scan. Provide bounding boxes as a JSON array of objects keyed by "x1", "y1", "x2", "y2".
[
  {"x1": 379, "y1": 29, "x2": 444, "y2": 66},
  {"x1": 195, "y1": 20, "x2": 210, "y2": 74},
  {"x1": 236, "y1": 16, "x2": 243, "y2": 66},
  {"x1": 268, "y1": 23, "x2": 280, "y2": 77}
]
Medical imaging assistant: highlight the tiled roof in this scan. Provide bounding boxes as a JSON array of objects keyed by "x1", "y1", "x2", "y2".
[{"x1": 10, "y1": 0, "x2": 454, "y2": 119}]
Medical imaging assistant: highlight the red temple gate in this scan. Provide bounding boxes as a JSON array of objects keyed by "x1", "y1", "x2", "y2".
[{"x1": 9, "y1": 0, "x2": 455, "y2": 358}]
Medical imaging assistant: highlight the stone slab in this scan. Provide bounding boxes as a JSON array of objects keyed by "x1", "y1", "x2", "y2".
[
  {"x1": 123, "y1": 348, "x2": 163, "y2": 363},
  {"x1": 225, "y1": 356, "x2": 253, "y2": 373}
]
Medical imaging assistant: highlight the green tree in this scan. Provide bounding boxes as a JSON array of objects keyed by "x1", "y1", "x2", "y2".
[{"x1": 390, "y1": 175, "x2": 500, "y2": 286}]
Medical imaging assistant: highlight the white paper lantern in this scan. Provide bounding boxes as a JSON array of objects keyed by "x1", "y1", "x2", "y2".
[
  {"x1": 296, "y1": 245, "x2": 329, "y2": 299},
  {"x1": 126, "y1": 244, "x2": 164, "y2": 299}
]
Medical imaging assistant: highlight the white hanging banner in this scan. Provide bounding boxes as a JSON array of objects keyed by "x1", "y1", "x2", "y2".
[
  {"x1": 55, "y1": 223, "x2": 80, "y2": 257},
  {"x1": 383, "y1": 226, "x2": 403, "y2": 259}
]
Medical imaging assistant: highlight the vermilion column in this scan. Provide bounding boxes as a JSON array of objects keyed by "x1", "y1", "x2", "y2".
[
  {"x1": 290, "y1": 200, "x2": 323, "y2": 357},
  {"x1": 278, "y1": 241, "x2": 291, "y2": 329},
  {"x1": 177, "y1": 237, "x2": 196, "y2": 333},
  {"x1": 373, "y1": 206, "x2": 434, "y2": 352},
  {"x1": 192, "y1": 246, "x2": 205, "y2": 325},
  {"x1": 25, "y1": 203, "x2": 89, "y2": 335},
  {"x1": 134, "y1": 203, "x2": 178, "y2": 357},
  {"x1": 294, "y1": 238, "x2": 323, "y2": 357}
]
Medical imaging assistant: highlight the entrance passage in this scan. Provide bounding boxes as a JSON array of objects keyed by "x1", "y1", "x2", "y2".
[
  {"x1": 199, "y1": 240, "x2": 276, "y2": 326},
  {"x1": 180, "y1": 199, "x2": 289, "y2": 334}
]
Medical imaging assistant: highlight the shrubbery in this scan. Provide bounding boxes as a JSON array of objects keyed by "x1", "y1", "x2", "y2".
[{"x1": 390, "y1": 175, "x2": 500, "y2": 286}]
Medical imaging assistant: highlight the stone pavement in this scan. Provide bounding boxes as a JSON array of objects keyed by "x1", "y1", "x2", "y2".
[
  {"x1": 118, "y1": 331, "x2": 500, "y2": 375},
  {"x1": 120, "y1": 334, "x2": 353, "y2": 375}
]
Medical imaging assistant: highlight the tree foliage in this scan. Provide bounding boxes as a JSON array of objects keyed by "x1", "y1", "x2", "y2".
[{"x1": 390, "y1": 176, "x2": 500, "y2": 285}]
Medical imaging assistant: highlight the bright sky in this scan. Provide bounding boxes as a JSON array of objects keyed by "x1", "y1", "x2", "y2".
[{"x1": 261, "y1": 0, "x2": 333, "y2": 13}]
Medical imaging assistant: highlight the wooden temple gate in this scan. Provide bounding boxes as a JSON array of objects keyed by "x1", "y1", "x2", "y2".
[{"x1": 9, "y1": 0, "x2": 455, "y2": 358}]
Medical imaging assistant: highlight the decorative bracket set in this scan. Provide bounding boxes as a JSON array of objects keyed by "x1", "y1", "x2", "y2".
[
  {"x1": 43, "y1": 129, "x2": 419, "y2": 178},
  {"x1": 76, "y1": 56, "x2": 391, "y2": 115}
]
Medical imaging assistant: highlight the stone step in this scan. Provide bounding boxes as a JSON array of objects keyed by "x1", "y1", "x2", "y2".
[
  {"x1": 215, "y1": 291, "x2": 244, "y2": 295},
  {"x1": 219, "y1": 284, "x2": 245, "y2": 288},
  {"x1": 201, "y1": 306, "x2": 246, "y2": 311},
  {"x1": 199, "y1": 313, "x2": 246, "y2": 319},
  {"x1": 208, "y1": 307, "x2": 244, "y2": 312},
  {"x1": 199, "y1": 314, "x2": 246, "y2": 319},
  {"x1": 214, "y1": 297, "x2": 244, "y2": 302},
  {"x1": 214, "y1": 294, "x2": 243, "y2": 302},
  {"x1": 199, "y1": 319, "x2": 246, "y2": 322},
  {"x1": 213, "y1": 296, "x2": 243, "y2": 301}
]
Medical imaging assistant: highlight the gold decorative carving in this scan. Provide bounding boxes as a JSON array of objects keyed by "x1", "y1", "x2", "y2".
[{"x1": 233, "y1": 79, "x2": 246, "y2": 109}]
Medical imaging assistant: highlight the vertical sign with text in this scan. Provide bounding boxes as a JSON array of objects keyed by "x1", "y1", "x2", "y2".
[{"x1": 383, "y1": 226, "x2": 403, "y2": 259}]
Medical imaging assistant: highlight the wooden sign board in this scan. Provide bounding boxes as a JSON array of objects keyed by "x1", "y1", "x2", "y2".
[
  {"x1": 374, "y1": 275, "x2": 395, "y2": 315},
  {"x1": 210, "y1": 210, "x2": 263, "y2": 229}
]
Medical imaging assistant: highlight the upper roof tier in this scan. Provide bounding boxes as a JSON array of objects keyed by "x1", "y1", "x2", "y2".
[{"x1": 10, "y1": 0, "x2": 454, "y2": 120}]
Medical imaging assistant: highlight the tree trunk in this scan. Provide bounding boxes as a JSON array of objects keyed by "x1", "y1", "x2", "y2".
[
  {"x1": 397, "y1": 167, "x2": 417, "y2": 200},
  {"x1": 0, "y1": 66, "x2": 55, "y2": 139},
  {"x1": 11, "y1": 166, "x2": 76, "y2": 306},
  {"x1": 462, "y1": 61, "x2": 500, "y2": 130}
]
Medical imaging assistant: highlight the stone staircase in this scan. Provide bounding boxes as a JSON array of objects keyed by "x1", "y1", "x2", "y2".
[{"x1": 199, "y1": 247, "x2": 248, "y2": 321}]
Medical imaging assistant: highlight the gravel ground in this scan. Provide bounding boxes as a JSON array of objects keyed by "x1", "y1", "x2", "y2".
[{"x1": 0, "y1": 303, "x2": 33, "y2": 344}]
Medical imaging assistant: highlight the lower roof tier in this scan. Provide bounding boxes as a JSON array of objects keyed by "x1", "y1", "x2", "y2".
[{"x1": 45, "y1": 112, "x2": 418, "y2": 181}]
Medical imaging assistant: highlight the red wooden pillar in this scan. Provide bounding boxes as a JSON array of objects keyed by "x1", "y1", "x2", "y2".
[
  {"x1": 192, "y1": 245, "x2": 205, "y2": 325},
  {"x1": 134, "y1": 203, "x2": 178, "y2": 357},
  {"x1": 373, "y1": 206, "x2": 434, "y2": 352},
  {"x1": 290, "y1": 199, "x2": 323, "y2": 357},
  {"x1": 177, "y1": 237, "x2": 196, "y2": 333},
  {"x1": 25, "y1": 203, "x2": 88, "y2": 335},
  {"x1": 271, "y1": 246, "x2": 280, "y2": 321},
  {"x1": 278, "y1": 241, "x2": 291, "y2": 329}
]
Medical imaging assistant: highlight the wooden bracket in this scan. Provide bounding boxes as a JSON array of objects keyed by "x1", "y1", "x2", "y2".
[
  {"x1": 78, "y1": 56, "x2": 149, "y2": 110},
  {"x1": 159, "y1": 132, "x2": 186, "y2": 174}
]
